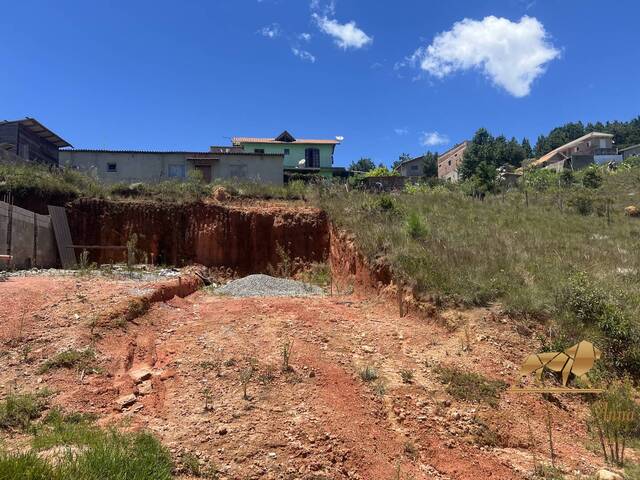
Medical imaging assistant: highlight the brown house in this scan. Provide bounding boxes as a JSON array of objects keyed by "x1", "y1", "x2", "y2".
[{"x1": 437, "y1": 141, "x2": 469, "y2": 182}]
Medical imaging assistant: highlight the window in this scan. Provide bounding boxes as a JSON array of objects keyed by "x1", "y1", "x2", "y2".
[
  {"x1": 304, "y1": 148, "x2": 320, "y2": 168},
  {"x1": 107, "y1": 163, "x2": 117, "y2": 172},
  {"x1": 410, "y1": 165, "x2": 419, "y2": 172},
  {"x1": 254, "y1": 148, "x2": 265, "y2": 154},
  {"x1": 284, "y1": 148, "x2": 290, "y2": 155},
  {"x1": 168, "y1": 164, "x2": 186, "y2": 178}
]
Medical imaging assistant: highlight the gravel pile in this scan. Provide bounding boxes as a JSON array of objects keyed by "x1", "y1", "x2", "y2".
[{"x1": 214, "y1": 274, "x2": 323, "y2": 297}]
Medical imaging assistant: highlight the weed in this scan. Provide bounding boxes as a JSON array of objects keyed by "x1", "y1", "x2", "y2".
[
  {"x1": 223, "y1": 358, "x2": 237, "y2": 367},
  {"x1": 281, "y1": 339, "x2": 294, "y2": 372},
  {"x1": 38, "y1": 349, "x2": 99, "y2": 375},
  {"x1": 400, "y1": 369, "x2": 414, "y2": 384},
  {"x1": 373, "y1": 381, "x2": 387, "y2": 397},
  {"x1": 0, "y1": 392, "x2": 48, "y2": 431},
  {"x1": 203, "y1": 387, "x2": 213, "y2": 412},
  {"x1": 359, "y1": 365, "x2": 379, "y2": 382},
  {"x1": 434, "y1": 365, "x2": 506, "y2": 406},
  {"x1": 588, "y1": 379, "x2": 640, "y2": 466},
  {"x1": 299, "y1": 262, "x2": 332, "y2": 287},
  {"x1": 258, "y1": 365, "x2": 277, "y2": 384},
  {"x1": 240, "y1": 359, "x2": 256, "y2": 400},
  {"x1": 403, "y1": 441, "x2": 418, "y2": 460},
  {"x1": 406, "y1": 211, "x2": 427, "y2": 239},
  {"x1": 267, "y1": 242, "x2": 294, "y2": 278}
]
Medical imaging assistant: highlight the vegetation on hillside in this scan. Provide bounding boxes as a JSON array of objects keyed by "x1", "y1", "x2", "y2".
[
  {"x1": 534, "y1": 116, "x2": 640, "y2": 156},
  {"x1": 317, "y1": 161, "x2": 640, "y2": 377}
]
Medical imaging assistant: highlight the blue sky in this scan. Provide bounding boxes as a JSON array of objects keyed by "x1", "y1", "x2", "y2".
[{"x1": 1, "y1": 0, "x2": 639, "y2": 168}]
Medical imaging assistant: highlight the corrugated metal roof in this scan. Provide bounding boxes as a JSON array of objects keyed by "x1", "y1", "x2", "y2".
[{"x1": 2, "y1": 118, "x2": 72, "y2": 148}]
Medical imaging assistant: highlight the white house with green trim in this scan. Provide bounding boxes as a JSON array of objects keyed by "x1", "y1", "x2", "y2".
[{"x1": 231, "y1": 131, "x2": 340, "y2": 178}]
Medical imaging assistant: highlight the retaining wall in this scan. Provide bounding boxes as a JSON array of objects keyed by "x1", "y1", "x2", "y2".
[{"x1": 0, "y1": 201, "x2": 58, "y2": 269}]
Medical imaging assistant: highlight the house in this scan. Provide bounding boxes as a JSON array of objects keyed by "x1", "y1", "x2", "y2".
[
  {"x1": 437, "y1": 141, "x2": 469, "y2": 182},
  {"x1": 620, "y1": 144, "x2": 640, "y2": 160},
  {"x1": 231, "y1": 131, "x2": 340, "y2": 178},
  {"x1": 397, "y1": 155, "x2": 425, "y2": 177},
  {"x1": 0, "y1": 118, "x2": 71, "y2": 165},
  {"x1": 529, "y1": 132, "x2": 621, "y2": 172},
  {"x1": 60, "y1": 146, "x2": 284, "y2": 185}
]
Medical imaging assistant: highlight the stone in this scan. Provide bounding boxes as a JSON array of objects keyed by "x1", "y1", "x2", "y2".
[
  {"x1": 625, "y1": 206, "x2": 640, "y2": 217},
  {"x1": 129, "y1": 367, "x2": 152, "y2": 383},
  {"x1": 138, "y1": 380, "x2": 153, "y2": 395},
  {"x1": 115, "y1": 393, "x2": 137, "y2": 410},
  {"x1": 595, "y1": 469, "x2": 623, "y2": 480},
  {"x1": 361, "y1": 345, "x2": 375, "y2": 353},
  {"x1": 216, "y1": 426, "x2": 228, "y2": 435}
]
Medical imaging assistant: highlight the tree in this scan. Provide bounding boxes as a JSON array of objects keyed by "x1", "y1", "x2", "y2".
[
  {"x1": 422, "y1": 152, "x2": 438, "y2": 178},
  {"x1": 521, "y1": 137, "x2": 533, "y2": 158},
  {"x1": 349, "y1": 158, "x2": 375, "y2": 172},
  {"x1": 392, "y1": 153, "x2": 412, "y2": 172},
  {"x1": 459, "y1": 128, "x2": 495, "y2": 180}
]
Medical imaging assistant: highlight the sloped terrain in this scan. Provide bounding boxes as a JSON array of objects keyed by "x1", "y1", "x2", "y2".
[{"x1": 0, "y1": 272, "x2": 612, "y2": 479}]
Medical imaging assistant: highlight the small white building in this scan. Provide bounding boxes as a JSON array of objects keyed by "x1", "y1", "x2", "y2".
[{"x1": 60, "y1": 147, "x2": 284, "y2": 185}]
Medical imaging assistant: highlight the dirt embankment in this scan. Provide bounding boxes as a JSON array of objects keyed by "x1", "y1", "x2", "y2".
[{"x1": 67, "y1": 199, "x2": 329, "y2": 274}]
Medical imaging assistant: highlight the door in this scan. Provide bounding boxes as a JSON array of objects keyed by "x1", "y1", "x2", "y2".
[{"x1": 194, "y1": 165, "x2": 212, "y2": 183}]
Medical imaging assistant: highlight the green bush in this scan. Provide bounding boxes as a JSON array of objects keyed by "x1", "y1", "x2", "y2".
[
  {"x1": 405, "y1": 211, "x2": 427, "y2": 239},
  {"x1": 434, "y1": 365, "x2": 506, "y2": 406},
  {"x1": 0, "y1": 392, "x2": 48, "y2": 431},
  {"x1": 568, "y1": 192, "x2": 594, "y2": 216},
  {"x1": 582, "y1": 166, "x2": 603, "y2": 189}
]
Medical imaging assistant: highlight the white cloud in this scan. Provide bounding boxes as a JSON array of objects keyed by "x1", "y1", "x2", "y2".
[
  {"x1": 292, "y1": 47, "x2": 316, "y2": 63},
  {"x1": 420, "y1": 131, "x2": 449, "y2": 147},
  {"x1": 313, "y1": 14, "x2": 372, "y2": 50},
  {"x1": 259, "y1": 23, "x2": 281, "y2": 39},
  {"x1": 411, "y1": 16, "x2": 559, "y2": 97},
  {"x1": 310, "y1": 0, "x2": 336, "y2": 16},
  {"x1": 299, "y1": 32, "x2": 312, "y2": 42},
  {"x1": 394, "y1": 127, "x2": 409, "y2": 136}
]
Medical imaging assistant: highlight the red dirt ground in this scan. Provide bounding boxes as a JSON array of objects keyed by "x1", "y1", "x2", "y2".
[{"x1": 0, "y1": 274, "x2": 613, "y2": 479}]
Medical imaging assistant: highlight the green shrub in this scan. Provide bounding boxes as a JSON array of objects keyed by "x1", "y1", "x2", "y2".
[
  {"x1": 359, "y1": 365, "x2": 378, "y2": 382},
  {"x1": 568, "y1": 192, "x2": 594, "y2": 215},
  {"x1": 555, "y1": 272, "x2": 640, "y2": 376},
  {"x1": 434, "y1": 365, "x2": 506, "y2": 406},
  {"x1": 0, "y1": 392, "x2": 48, "y2": 431},
  {"x1": 588, "y1": 379, "x2": 640, "y2": 466},
  {"x1": 582, "y1": 166, "x2": 603, "y2": 189},
  {"x1": 406, "y1": 211, "x2": 427, "y2": 239}
]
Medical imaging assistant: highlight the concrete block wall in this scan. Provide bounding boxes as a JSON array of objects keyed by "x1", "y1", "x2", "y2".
[{"x1": 0, "y1": 201, "x2": 58, "y2": 269}]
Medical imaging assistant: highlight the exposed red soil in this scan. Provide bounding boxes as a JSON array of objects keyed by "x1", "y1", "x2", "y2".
[
  {"x1": 67, "y1": 199, "x2": 329, "y2": 273},
  {"x1": 0, "y1": 273, "x2": 610, "y2": 479}
]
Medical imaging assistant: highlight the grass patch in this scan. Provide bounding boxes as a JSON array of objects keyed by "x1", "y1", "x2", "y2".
[
  {"x1": 434, "y1": 365, "x2": 506, "y2": 407},
  {"x1": 0, "y1": 392, "x2": 48, "y2": 431},
  {"x1": 37, "y1": 349, "x2": 99, "y2": 375},
  {"x1": 1, "y1": 409, "x2": 174, "y2": 479},
  {"x1": 359, "y1": 365, "x2": 379, "y2": 382}
]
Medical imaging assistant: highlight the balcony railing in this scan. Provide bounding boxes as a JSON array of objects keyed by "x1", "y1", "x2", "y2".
[{"x1": 593, "y1": 148, "x2": 618, "y2": 156}]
